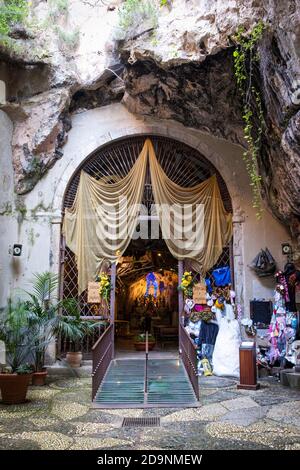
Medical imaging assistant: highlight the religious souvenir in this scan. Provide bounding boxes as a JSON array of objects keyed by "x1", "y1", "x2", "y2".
[{"x1": 193, "y1": 282, "x2": 207, "y2": 305}]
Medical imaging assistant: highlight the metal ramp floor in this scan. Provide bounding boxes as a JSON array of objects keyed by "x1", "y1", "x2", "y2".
[{"x1": 93, "y1": 358, "x2": 198, "y2": 408}]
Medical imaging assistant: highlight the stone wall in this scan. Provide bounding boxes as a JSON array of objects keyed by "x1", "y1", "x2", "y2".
[{"x1": 0, "y1": 104, "x2": 289, "y2": 316}]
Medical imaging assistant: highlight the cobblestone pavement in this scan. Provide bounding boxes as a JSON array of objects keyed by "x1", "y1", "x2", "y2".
[{"x1": 0, "y1": 375, "x2": 299, "y2": 450}]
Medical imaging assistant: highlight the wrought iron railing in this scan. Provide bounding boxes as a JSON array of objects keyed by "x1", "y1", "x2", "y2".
[
  {"x1": 179, "y1": 322, "x2": 200, "y2": 400},
  {"x1": 58, "y1": 318, "x2": 107, "y2": 359},
  {"x1": 91, "y1": 323, "x2": 114, "y2": 401}
]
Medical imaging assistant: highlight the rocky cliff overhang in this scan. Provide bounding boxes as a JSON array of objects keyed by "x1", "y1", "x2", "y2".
[{"x1": 0, "y1": 0, "x2": 299, "y2": 245}]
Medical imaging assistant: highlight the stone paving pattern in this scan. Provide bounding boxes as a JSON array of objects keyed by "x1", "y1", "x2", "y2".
[{"x1": 0, "y1": 375, "x2": 299, "y2": 450}]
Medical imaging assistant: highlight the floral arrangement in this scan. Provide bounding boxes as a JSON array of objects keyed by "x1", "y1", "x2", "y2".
[
  {"x1": 98, "y1": 273, "x2": 111, "y2": 301},
  {"x1": 179, "y1": 271, "x2": 195, "y2": 297}
]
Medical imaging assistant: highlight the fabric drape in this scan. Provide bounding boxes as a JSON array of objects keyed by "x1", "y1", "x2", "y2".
[
  {"x1": 148, "y1": 139, "x2": 232, "y2": 274},
  {"x1": 62, "y1": 140, "x2": 149, "y2": 294},
  {"x1": 63, "y1": 138, "x2": 232, "y2": 294}
]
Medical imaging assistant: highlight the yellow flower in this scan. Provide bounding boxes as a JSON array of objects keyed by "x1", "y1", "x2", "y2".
[
  {"x1": 181, "y1": 280, "x2": 189, "y2": 287},
  {"x1": 187, "y1": 276, "x2": 193, "y2": 282},
  {"x1": 184, "y1": 271, "x2": 190, "y2": 276}
]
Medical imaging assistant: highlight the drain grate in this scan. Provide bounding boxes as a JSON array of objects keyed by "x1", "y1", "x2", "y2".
[{"x1": 122, "y1": 417, "x2": 160, "y2": 428}]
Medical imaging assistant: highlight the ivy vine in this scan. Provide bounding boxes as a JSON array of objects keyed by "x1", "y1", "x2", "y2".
[{"x1": 232, "y1": 21, "x2": 266, "y2": 219}]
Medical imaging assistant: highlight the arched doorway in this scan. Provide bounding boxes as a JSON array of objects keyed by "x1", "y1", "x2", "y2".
[{"x1": 59, "y1": 135, "x2": 233, "y2": 357}]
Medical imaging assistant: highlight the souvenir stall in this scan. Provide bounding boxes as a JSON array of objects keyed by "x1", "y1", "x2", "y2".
[
  {"x1": 182, "y1": 268, "x2": 241, "y2": 377},
  {"x1": 183, "y1": 260, "x2": 300, "y2": 379},
  {"x1": 255, "y1": 263, "x2": 300, "y2": 377}
]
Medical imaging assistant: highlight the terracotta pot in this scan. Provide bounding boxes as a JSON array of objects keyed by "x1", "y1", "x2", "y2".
[
  {"x1": 134, "y1": 342, "x2": 156, "y2": 351},
  {"x1": 0, "y1": 373, "x2": 31, "y2": 404},
  {"x1": 66, "y1": 351, "x2": 83, "y2": 368},
  {"x1": 32, "y1": 369, "x2": 48, "y2": 386}
]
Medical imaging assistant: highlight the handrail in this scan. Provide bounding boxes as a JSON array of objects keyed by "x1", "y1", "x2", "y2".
[
  {"x1": 92, "y1": 322, "x2": 113, "y2": 351},
  {"x1": 180, "y1": 322, "x2": 199, "y2": 351},
  {"x1": 144, "y1": 331, "x2": 148, "y2": 395},
  {"x1": 92, "y1": 323, "x2": 114, "y2": 401},
  {"x1": 179, "y1": 322, "x2": 200, "y2": 400}
]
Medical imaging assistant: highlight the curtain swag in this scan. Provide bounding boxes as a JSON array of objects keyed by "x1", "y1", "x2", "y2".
[{"x1": 63, "y1": 139, "x2": 233, "y2": 294}]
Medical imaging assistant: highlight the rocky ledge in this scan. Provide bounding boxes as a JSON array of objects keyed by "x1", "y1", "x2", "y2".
[{"x1": 0, "y1": 0, "x2": 299, "y2": 246}]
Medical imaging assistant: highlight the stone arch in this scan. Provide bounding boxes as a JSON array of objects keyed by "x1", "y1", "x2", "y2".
[
  {"x1": 58, "y1": 132, "x2": 235, "y2": 316},
  {"x1": 49, "y1": 108, "x2": 249, "y2": 308}
]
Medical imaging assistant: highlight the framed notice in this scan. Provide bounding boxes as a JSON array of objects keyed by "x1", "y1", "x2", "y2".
[
  {"x1": 87, "y1": 282, "x2": 101, "y2": 304},
  {"x1": 193, "y1": 283, "x2": 207, "y2": 304}
]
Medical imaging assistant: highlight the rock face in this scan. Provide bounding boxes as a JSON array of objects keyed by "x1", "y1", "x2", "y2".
[
  {"x1": 117, "y1": 0, "x2": 300, "y2": 245},
  {"x1": 122, "y1": 50, "x2": 243, "y2": 144},
  {"x1": 0, "y1": 0, "x2": 299, "y2": 243}
]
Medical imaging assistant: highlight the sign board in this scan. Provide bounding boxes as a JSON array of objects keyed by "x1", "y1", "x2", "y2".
[
  {"x1": 87, "y1": 282, "x2": 101, "y2": 304},
  {"x1": 193, "y1": 283, "x2": 207, "y2": 304}
]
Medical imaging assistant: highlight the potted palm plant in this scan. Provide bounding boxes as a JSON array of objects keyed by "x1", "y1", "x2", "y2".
[
  {"x1": 62, "y1": 310, "x2": 102, "y2": 368},
  {"x1": 24, "y1": 272, "x2": 103, "y2": 375},
  {"x1": 0, "y1": 300, "x2": 34, "y2": 404}
]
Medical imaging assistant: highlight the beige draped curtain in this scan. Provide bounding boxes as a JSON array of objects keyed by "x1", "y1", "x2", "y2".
[
  {"x1": 148, "y1": 139, "x2": 232, "y2": 274},
  {"x1": 63, "y1": 139, "x2": 232, "y2": 294},
  {"x1": 62, "y1": 141, "x2": 149, "y2": 294}
]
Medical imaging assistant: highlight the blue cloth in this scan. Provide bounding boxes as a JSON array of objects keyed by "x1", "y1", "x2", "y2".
[
  {"x1": 205, "y1": 277, "x2": 213, "y2": 294},
  {"x1": 212, "y1": 266, "x2": 231, "y2": 286},
  {"x1": 198, "y1": 322, "x2": 219, "y2": 345}
]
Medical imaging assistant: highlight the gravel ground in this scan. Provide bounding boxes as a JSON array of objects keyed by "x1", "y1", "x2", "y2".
[{"x1": 0, "y1": 375, "x2": 299, "y2": 450}]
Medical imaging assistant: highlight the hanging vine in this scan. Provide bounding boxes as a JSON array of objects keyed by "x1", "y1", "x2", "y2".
[{"x1": 232, "y1": 21, "x2": 266, "y2": 219}]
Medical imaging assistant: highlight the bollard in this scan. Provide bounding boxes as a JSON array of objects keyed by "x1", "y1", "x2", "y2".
[{"x1": 237, "y1": 341, "x2": 260, "y2": 390}]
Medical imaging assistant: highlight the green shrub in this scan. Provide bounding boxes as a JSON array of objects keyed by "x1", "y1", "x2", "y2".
[
  {"x1": 0, "y1": 0, "x2": 29, "y2": 45},
  {"x1": 116, "y1": 0, "x2": 158, "y2": 40}
]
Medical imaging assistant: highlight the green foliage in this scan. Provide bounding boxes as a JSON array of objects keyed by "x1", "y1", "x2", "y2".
[
  {"x1": 0, "y1": 0, "x2": 29, "y2": 46},
  {"x1": 15, "y1": 363, "x2": 32, "y2": 374},
  {"x1": 47, "y1": 0, "x2": 69, "y2": 22},
  {"x1": 232, "y1": 21, "x2": 266, "y2": 219},
  {"x1": 54, "y1": 25, "x2": 80, "y2": 50},
  {"x1": 43, "y1": 0, "x2": 79, "y2": 52},
  {"x1": 116, "y1": 0, "x2": 158, "y2": 40},
  {"x1": 0, "y1": 299, "x2": 35, "y2": 372},
  {"x1": 22, "y1": 272, "x2": 103, "y2": 366},
  {"x1": 135, "y1": 333, "x2": 155, "y2": 342},
  {"x1": 160, "y1": 0, "x2": 172, "y2": 7}
]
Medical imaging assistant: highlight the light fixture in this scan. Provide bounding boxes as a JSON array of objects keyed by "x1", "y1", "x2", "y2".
[
  {"x1": 12, "y1": 244, "x2": 22, "y2": 256},
  {"x1": 282, "y1": 243, "x2": 292, "y2": 256},
  {"x1": 157, "y1": 253, "x2": 162, "y2": 257}
]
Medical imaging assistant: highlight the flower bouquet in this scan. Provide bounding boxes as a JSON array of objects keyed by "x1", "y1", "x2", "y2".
[
  {"x1": 179, "y1": 271, "x2": 195, "y2": 298},
  {"x1": 98, "y1": 273, "x2": 111, "y2": 301}
]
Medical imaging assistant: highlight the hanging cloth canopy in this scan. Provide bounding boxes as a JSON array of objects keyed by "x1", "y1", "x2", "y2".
[
  {"x1": 62, "y1": 140, "x2": 149, "y2": 294},
  {"x1": 148, "y1": 139, "x2": 232, "y2": 274},
  {"x1": 63, "y1": 139, "x2": 233, "y2": 294}
]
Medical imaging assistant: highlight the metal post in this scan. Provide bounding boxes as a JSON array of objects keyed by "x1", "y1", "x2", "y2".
[
  {"x1": 145, "y1": 331, "x2": 148, "y2": 396},
  {"x1": 178, "y1": 260, "x2": 184, "y2": 354},
  {"x1": 110, "y1": 262, "x2": 116, "y2": 359}
]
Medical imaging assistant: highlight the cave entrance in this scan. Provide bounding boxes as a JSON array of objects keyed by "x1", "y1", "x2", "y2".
[
  {"x1": 59, "y1": 135, "x2": 233, "y2": 359},
  {"x1": 114, "y1": 232, "x2": 179, "y2": 358}
]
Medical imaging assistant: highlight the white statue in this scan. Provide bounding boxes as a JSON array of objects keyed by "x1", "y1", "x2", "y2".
[{"x1": 212, "y1": 302, "x2": 241, "y2": 377}]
